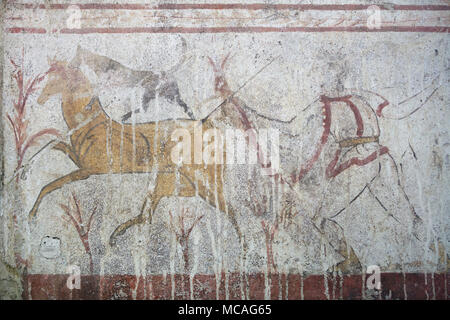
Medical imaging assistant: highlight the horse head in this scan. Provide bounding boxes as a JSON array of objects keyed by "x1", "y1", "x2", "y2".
[
  {"x1": 37, "y1": 58, "x2": 69, "y2": 105},
  {"x1": 38, "y1": 57, "x2": 101, "y2": 129},
  {"x1": 39, "y1": 56, "x2": 94, "y2": 103}
]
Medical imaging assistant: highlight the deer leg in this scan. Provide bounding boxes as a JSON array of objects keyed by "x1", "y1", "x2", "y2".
[
  {"x1": 217, "y1": 192, "x2": 243, "y2": 247},
  {"x1": 217, "y1": 191, "x2": 248, "y2": 265},
  {"x1": 28, "y1": 168, "x2": 91, "y2": 220}
]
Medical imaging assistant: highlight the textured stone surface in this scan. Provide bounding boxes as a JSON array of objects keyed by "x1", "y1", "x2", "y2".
[{"x1": 0, "y1": 0, "x2": 449, "y2": 299}]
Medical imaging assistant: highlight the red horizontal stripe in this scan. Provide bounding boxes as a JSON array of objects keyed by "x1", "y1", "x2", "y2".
[
  {"x1": 24, "y1": 272, "x2": 448, "y2": 300},
  {"x1": 7, "y1": 27, "x2": 46, "y2": 33},
  {"x1": 6, "y1": 26, "x2": 446, "y2": 34},
  {"x1": 12, "y1": 3, "x2": 450, "y2": 11}
]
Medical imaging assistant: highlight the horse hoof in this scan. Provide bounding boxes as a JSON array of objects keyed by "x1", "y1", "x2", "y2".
[
  {"x1": 109, "y1": 229, "x2": 125, "y2": 247},
  {"x1": 109, "y1": 237, "x2": 117, "y2": 247},
  {"x1": 28, "y1": 210, "x2": 37, "y2": 222}
]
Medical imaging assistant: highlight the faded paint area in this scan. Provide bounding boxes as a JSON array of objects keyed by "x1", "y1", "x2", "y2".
[{"x1": 0, "y1": 1, "x2": 449, "y2": 300}]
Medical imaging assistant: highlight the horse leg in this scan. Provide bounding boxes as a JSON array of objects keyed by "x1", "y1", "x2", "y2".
[
  {"x1": 195, "y1": 167, "x2": 246, "y2": 254},
  {"x1": 141, "y1": 87, "x2": 156, "y2": 113},
  {"x1": 28, "y1": 168, "x2": 92, "y2": 220},
  {"x1": 196, "y1": 180, "x2": 249, "y2": 297},
  {"x1": 109, "y1": 192, "x2": 164, "y2": 246},
  {"x1": 53, "y1": 142, "x2": 79, "y2": 167},
  {"x1": 369, "y1": 153, "x2": 425, "y2": 241},
  {"x1": 109, "y1": 172, "x2": 176, "y2": 246}
]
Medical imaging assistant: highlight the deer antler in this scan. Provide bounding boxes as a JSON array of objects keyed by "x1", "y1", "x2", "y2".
[
  {"x1": 206, "y1": 56, "x2": 218, "y2": 72},
  {"x1": 221, "y1": 52, "x2": 231, "y2": 70},
  {"x1": 207, "y1": 52, "x2": 232, "y2": 73}
]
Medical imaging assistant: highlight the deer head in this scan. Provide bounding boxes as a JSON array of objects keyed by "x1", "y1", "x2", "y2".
[{"x1": 207, "y1": 53, "x2": 232, "y2": 96}]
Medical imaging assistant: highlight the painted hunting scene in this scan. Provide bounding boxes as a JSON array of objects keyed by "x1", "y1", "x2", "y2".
[{"x1": 0, "y1": 1, "x2": 448, "y2": 300}]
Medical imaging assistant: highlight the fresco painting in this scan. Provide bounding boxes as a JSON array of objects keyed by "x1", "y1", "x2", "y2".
[{"x1": 0, "y1": 1, "x2": 449, "y2": 300}]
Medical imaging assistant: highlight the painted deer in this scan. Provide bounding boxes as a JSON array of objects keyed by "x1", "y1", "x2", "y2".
[{"x1": 29, "y1": 58, "x2": 250, "y2": 248}]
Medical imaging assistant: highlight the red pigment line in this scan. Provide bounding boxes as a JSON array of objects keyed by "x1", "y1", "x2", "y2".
[
  {"x1": 30, "y1": 26, "x2": 449, "y2": 34},
  {"x1": 230, "y1": 96, "x2": 273, "y2": 170},
  {"x1": 154, "y1": 4, "x2": 450, "y2": 11},
  {"x1": 343, "y1": 98, "x2": 364, "y2": 136},
  {"x1": 321, "y1": 95, "x2": 364, "y2": 136},
  {"x1": 291, "y1": 95, "x2": 368, "y2": 184},
  {"x1": 7, "y1": 27, "x2": 46, "y2": 34},
  {"x1": 326, "y1": 146, "x2": 389, "y2": 178},
  {"x1": 24, "y1": 272, "x2": 448, "y2": 300},
  {"x1": 13, "y1": 3, "x2": 450, "y2": 11},
  {"x1": 376, "y1": 100, "x2": 390, "y2": 117},
  {"x1": 290, "y1": 95, "x2": 332, "y2": 184}
]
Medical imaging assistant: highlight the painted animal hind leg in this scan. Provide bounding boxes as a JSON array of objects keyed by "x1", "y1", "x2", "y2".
[
  {"x1": 196, "y1": 175, "x2": 249, "y2": 298},
  {"x1": 109, "y1": 193, "x2": 163, "y2": 247},
  {"x1": 53, "y1": 141, "x2": 79, "y2": 167},
  {"x1": 109, "y1": 172, "x2": 179, "y2": 246},
  {"x1": 28, "y1": 168, "x2": 92, "y2": 220}
]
